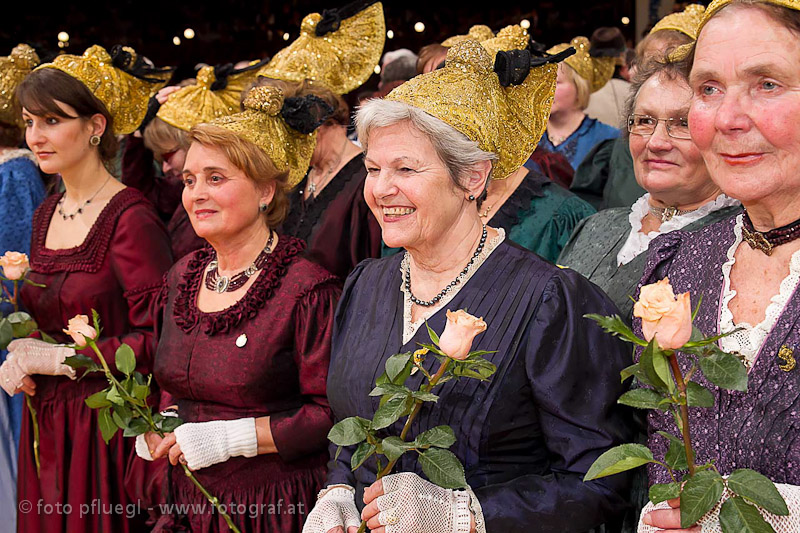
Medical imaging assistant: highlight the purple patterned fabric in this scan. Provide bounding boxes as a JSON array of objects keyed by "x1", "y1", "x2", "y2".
[{"x1": 637, "y1": 214, "x2": 800, "y2": 485}]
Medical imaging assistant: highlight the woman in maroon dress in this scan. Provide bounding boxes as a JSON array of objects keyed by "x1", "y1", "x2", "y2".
[
  {"x1": 0, "y1": 45, "x2": 173, "y2": 533},
  {"x1": 141, "y1": 84, "x2": 340, "y2": 532}
]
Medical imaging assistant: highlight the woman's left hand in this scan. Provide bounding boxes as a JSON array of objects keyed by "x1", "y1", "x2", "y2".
[
  {"x1": 362, "y1": 473, "x2": 476, "y2": 533},
  {"x1": 641, "y1": 498, "x2": 700, "y2": 532}
]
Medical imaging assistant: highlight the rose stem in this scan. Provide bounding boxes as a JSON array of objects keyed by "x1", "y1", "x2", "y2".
[{"x1": 668, "y1": 351, "x2": 696, "y2": 476}]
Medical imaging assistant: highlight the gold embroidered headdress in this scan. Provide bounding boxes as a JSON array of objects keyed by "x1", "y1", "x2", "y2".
[
  {"x1": 650, "y1": 4, "x2": 706, "y2": 39},
  {"x1": 386, "y1": 39, "x2": 566, "y2": 180},
  {"x1": 37, "y1": 45, "x2": 171, "y2": 134},
  {"x1": 479, "y1": 24, "x2": 530, "y2": 59},
  {"x1": 548, "y1": 36, "x2": 615, "y2": 93},
  {"x1": 442, "y1": 25, "x2": 496, "y2": 47},
  {"x1": 207, "y1": 86, "x2": 333, "y2": 188},
  {"x1": 157, "y1": 62, "x2": 264, "y2": 132},
  {"x1": 0, "y1": 44, "x2": 39, "y2": 128},
  {"x1": 258, "y1": 0, "x2": 385, "y2": 95}
]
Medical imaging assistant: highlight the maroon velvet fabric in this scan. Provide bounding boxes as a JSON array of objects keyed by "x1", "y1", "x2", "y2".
[
  {"x1": 152, "y1": 235, "x2": 340, "y2": 533},
  {"x1": 282, "y1": 154, "x2": 382, "y2": 279},
  {"x1": 527, "y1": 145, "x2": 575, "y2": 189},
  {"x1": 121, "y1": 135, "x2": 206, "y2": 261},
  {"x1": 18, "y1": 188, "x2": 173, "y2": 533}
]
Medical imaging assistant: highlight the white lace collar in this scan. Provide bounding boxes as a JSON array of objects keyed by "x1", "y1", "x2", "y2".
[
  {"x1": 616, "y1": 193, "x2": 740, "y2": 266},
  {"x1": 0, "y1": 148, "x2": 37, "y2": 167},
  {"x1": 399, "y1": 228, "x2": 506, "y2": 345},
  {"x1": 718, "y1": 214, "x2": 800, "y2": 369}
]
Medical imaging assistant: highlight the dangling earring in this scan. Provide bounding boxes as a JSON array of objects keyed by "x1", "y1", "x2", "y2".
[
  {"x1": 259, "y1": 203, "x2": 269, "y2": 213},
  {"x1": 468, "y1": 194, "x2": 476, "y2": 201},
  {"x1": 89, "y1": 135, "x2": 101, "y2": 146}
]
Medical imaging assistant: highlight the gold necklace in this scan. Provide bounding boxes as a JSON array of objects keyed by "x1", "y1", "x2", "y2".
[{"x1": 479, "y1": 204, "x2": 494, "y2": 218}]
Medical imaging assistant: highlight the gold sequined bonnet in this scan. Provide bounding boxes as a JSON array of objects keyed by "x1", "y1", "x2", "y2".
[
  {"x1": 650, "y1": 4, "x2": 706, "y2": 39},
  {"x1": 258, "y1": 1, "x2": 385, "y2": 95},
  {"x1": 699, "y1": 0, "x2": 800, "y2": 33},
  {"x1": 548, "y1": 36, "x2": 614, "y2": 92},
  {"x1": 0, "y1": 44, "x2": 39, "y2": 128},
  {"x1": 386, "y1": 39, "x2": 559, "y2": 180},
  {"x1": 442, "y1": 25, "x2": 496, "y2": 47},
  {"x1": 37, "y1": 45, "x2": 169, "y2": 134},
  {"x1": 479, "y1": 24, "x2": 530, "y2": 61},
  {"x1": 157, "y1": 65, "x2": 262, "y2": 132},
  {"x1": 208, "y1": 86, "x2": 318, "y2": 189}
]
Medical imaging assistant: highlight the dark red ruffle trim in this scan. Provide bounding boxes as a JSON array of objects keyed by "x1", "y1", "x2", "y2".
[{"x1": 172, "y1": 235, "x2": 307, "y2": 336}]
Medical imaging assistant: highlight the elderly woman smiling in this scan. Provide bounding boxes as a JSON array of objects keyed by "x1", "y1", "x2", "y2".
[
  {"x1": 302, "y1": 40, "x2": 634, "y2": 533},
  {"x1": 558, "y1": 59, "x2": 739, "y2": 319},
  {"x1": 635, "y1": 0, "x2": 800, "y2": 530}
]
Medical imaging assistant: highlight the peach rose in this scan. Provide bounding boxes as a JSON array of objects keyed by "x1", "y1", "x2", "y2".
[
  {"x1": 0, "y1": 251, "x2": 29, "y2": 281},
  {"x1": 63, "y1": 315, "x2": 98, "y2": 347},
  {"x1": 437, "y1": 309, "x2": 487, "y2": 360},
  {"x1": 633, "y1": 278, "x2": 693, "y2": 350}
]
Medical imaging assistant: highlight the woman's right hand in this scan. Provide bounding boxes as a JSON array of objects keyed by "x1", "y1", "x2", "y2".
[
  {"x1": 302, "y1": 485, "x2": 360, "y2": 533},
  {"x1": 155, "y1": 86, "x2": 182, "y2": 105},
  {"x1": 0, "y1": 356, "x2": 36, "y2": 396},
  {"x1": 641, "y1": 498, "x2": 700, "y2": 532}
]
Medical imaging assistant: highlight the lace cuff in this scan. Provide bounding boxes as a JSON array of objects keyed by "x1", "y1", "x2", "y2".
[{"x1": 465, "y1": 486, "x2": 486, "y2": 533}]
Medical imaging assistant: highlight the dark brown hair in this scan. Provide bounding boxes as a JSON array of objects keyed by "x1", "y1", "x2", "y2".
[
  {"x1": 189, "y1": 124, "x2": 290, "y2": 228},
  {"x1": 0, "y1": 122, "x2": 23, "y2": 148},
  {"x1": 16, "y1": 68, "x2": 119, "y2": 161},
  {"x1": 247, "y1": 77, "x2": 349, "y2": 126}
]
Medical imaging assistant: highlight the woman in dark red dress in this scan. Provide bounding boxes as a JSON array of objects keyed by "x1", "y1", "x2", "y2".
[
  {"x1": 0, "y1": 46, "x2": 172, "y2": 533},
  {"x1": 141, "y1": 84, "x2": 340, "y2": 532}
]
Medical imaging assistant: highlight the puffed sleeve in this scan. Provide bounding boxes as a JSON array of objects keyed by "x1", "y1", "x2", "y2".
[
  {"x1": 76, "y1": 202, "x2": 173, "y2": 375},
  {"x1": 121, "y1": 135, "x2": 183, "y2": 220},
  {"x1": 544, "y1": 195, "x2": 597, "y2": 262},
  {"x1": 269, "y1": 279, "x2": 340, "y2": 462},
  {"x1": 474, "y1": 271, "x2": 635, "y2": 532}
]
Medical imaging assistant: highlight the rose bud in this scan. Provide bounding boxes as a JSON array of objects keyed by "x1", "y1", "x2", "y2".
[
  {"x1": 0, "y1": 251, "x2": 30, "y2": 281},
  {"x1": 438, "y1": 309, "x2": 487, "y2": 360},
  {"x1": 633, "y1": 278, "x2": 693, "y2": 350},
  {"x1": 63, "y1": 315, "x2": 98, "y2": 347}
]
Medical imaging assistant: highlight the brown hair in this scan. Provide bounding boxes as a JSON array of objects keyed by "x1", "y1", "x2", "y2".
[
  {"x1": 188, "y1": 124, "x2": 290, "y2": 228},
  {"x1": 634, "y1": 30, "x2": 693, "y2": 70},
  {"x1": 143, "y1": 117, "x2": 190, "y2": 161},
  {"x1": 561, "y1": 63, "x2": 592, "y2": 110},
  {"x1": 247, "y1": 77, "x2": 349, "y2": 126},
  {"x1": 623, "y1": 57, "x2": 689, "y2": 138},
  {"x1": 16, "y1": 68, "x2": 119, "y2": 162},
  {"x1": 0, "y1": 121, "x2": 23, "y2": 148}
]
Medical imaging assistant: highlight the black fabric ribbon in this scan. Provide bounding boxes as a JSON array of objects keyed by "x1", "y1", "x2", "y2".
[
  {"x1": 494, "y1": 47, "x2": 576, "y2": 87},
  {"x1": 209, "y1": 57, "x2": 269, "y2": 91},
  {"x1": 138, "y1": 96, "x2": 161, "y2": 132},
  {"x1": 281, "y1": 94, "x2": 334, "y2": 134},
  {"x1": 110, "y1": 44, "x2": 174, "y2": 83},
  {"x1": 315, "y1": 0, "x2": 378, "y2": 36}
]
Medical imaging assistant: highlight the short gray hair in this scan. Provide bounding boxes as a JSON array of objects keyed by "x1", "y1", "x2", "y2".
[{"x1": 355, "y1": 99, "x2": 497, "y2": 194}]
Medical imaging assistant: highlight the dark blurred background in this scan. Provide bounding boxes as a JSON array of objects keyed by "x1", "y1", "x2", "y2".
[{"x1": 3, "y1": 0, "x2": 644, "y2": 91}]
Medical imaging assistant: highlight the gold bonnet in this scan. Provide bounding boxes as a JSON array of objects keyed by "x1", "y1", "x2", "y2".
[
  {"x1": 0, "y1": 44, "x2": 39, "y2": 128},
  {"x1": 442, "y1": 25, "x2": 496, "y2": 47},
  {"x1": 258, "y1": 1, "x2": 385, "y2": 95},
  {"x1": 479, "y1": 25, "x2": 530, "y2": 59},
  {"x1": 548, "y1": 36, "x2": 614, "y2": 93},
  {"x1": 650, "y1": 4, "x2": 706, "y2": 39},
  {"x1": 207, "y1": 86, "x2": 319, "y2": 189},
  {"x1": 385, "y1": 39, "x2": 561, "y2": 180},
  {"x1": 37, "y1": 45, "x2": 170, "y2": 134},
  {"x1": 157, "y1": 64, "x2": 263, "y2": 132}
]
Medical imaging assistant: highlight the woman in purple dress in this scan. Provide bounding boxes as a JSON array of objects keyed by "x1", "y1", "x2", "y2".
[
  {"x1": 141, "y1": 84, "x2": 340, "y2": 532},
  {"x1": 637, "y1": 1, "x2": 800, "y2": 530},
  {"x1": 0, "y1": 45, "x2": 172, "y2": 533}
]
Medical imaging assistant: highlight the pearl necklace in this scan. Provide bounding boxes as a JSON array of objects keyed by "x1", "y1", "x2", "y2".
[{"x1": 403, "y1": 225, "x2": 487, "y2": 307}]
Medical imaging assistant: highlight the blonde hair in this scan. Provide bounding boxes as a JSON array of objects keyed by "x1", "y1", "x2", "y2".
[
  {"x1": 188, "y1": 124, "x2": 290, "y2": 228},
  {"x1": 561, "y1": 64, "x2": 591, "y2": 110},
  {"x1": 247, "y1": 77, "x2": 350, "y2": 126},
  {"x1": 143, "y1": 117, "x2": 190, "y2": 160}
]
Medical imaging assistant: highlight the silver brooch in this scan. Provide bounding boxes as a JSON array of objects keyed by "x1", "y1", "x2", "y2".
[{"x1": 236, "y1": 333, "x2": 247, "y2": 348}]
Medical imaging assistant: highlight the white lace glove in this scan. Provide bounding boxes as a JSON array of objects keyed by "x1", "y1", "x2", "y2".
[
  {"x1": 135, "y1": 410, "x2": 180, "y2": 461},
  {"x1": 173, "y1": 417, "x2": 257, "y2": 470},
  {"x1": 302, "y1": 485, "x2": 362, "y2": 533},
  {"x1": 7, "y1": 338, "x2": 76, "y2": 378},
  {"x1": 638, "y1": 483, "x2": 800, "y2": 532},
  {"x1": 374, "y1": 472, "x2": 476, "y2": 533},
  {"x1": 0, "y1": 356, "x2": 27, "y2": 396}
]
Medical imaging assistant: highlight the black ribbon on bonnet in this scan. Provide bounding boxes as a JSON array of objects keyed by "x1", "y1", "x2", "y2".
[
  {"x1": 494, "y1": 47, "x2": 576, "y2": 87},
  {"x1": 281, "y1": 95, "x2": 335, "y2": 134},
  {"x1": 315, "y1": 0, "x2": 379, "y2": 36},
  {"x1": 210, "y1": 58, "x2": 270, "y2": 91},
  {"x1": 110, "y1": 44, "x2": 175, "y2": 84}
]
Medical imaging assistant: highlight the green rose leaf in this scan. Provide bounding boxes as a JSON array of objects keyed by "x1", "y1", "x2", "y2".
[
  {"x1": 0, "y1": 319, "x2": 12, "y2": 349},
  {"x1": 160, "y1": 415, "x2": 183, "y2": 433},
  {"x1": 719, "y1": 496, "x2": 775, "y2": 533},
  {"x1": 63, "y1": 354, "x2": 100, "y2": 373},
  {"x1": 419, "y1": 448, "x2": 467, "y2": 489},
  {"x1": 583, "y1": 314, "x2": 648, "y2": 346},
  {"x1": 122, "y1": 417, "x2": 150, "y2": 437},
  {"x1": 98, "y1": 407, "x2": 118, "y2": 443},
  {"x1": 728, "y1": 469, "x2": 789, "y2": 516},
  {"x1": 115, "y1": 344, "x2": 136, "y2": 376},
  {"x1": 680, "y1": 470, "x2": 725, "y2": 529},
  {"x1": 412, "y1": 391, "x2": 439, "y2": 403},
  {"x1": 385, "y1": 352, "x2": 414, "y2": 384},
  {"x1": 85, "y1": 389, "x2": 112, "y2": 409},
  {"x1": 7, "y1": 312, "x2": 37, "y2": 338},
  {"x1": 649, "y1": 482, "x2": 681, "y2": 505},
  {"x1": 686, "y1": 381, "x2": 715, "y2": 408},
  {"x1": 111, "y1": 404, "x2": 132, "y2": 429},
  {"x1": 106, "y1": 385, "x2": 124, "y2": 406},
  {"x1": 381, "y1": 436, "x2": 415, "y2": 462},
  {"x1": 639, "y1": 340, "x2": 672, "y2": 394},
  {"x1": 425, "y1": 321, "x2": 441, "y2": 346},
  {"x1": 699, "y1": 351, "x2": 748, "y2": 392},
  {"x1": 132, "y1": 383, "x2": 150, "y2": 401},
  {"x1": 414, "y1": 426, "x2": 457, "y2": 449},
  {"x1": 328, "y1": 417, "x2": 369, "y2": 446},
  {"x1": 583, "y1": 444, "x2": 655, "y2": 481},
  {"x1": 350, "y1": 442, "x2": 376, "y2": 471},
  {"x1": 617, "y1": 388, "x2": 665, "y2": 410},
  {"x1": 658, "y1": 431, "x2": 693, "y2": 471},
  {"x1": 369, "y1": 383, "x2": 412, "y2": 399},
  {"x1": 371, "y1": 396, "x2": 412, "y2": 430}
]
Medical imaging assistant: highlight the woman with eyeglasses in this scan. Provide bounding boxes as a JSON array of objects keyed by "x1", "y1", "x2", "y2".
[{"x1": 558, "y1": 59, "x2": 740, "y2": 319}]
